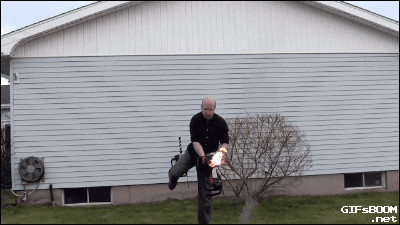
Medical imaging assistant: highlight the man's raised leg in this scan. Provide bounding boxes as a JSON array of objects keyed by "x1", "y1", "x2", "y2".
[{"x1": 168, "y1": 150, "x2": 195, "y2": 190}]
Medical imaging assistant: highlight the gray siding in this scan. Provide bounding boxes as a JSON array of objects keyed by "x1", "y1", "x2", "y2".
[{"x1": 11, "y1": 53, "x2": 399, "y2": 190}]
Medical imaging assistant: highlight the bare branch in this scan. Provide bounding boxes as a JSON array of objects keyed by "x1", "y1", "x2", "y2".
[{"x1": 220, "y1": 113, "x2": 313, "y2": 203}]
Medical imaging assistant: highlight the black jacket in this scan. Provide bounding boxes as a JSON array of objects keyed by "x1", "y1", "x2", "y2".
[{"x1": 188, "y1": 112, "x2": 229, "y2": 158}]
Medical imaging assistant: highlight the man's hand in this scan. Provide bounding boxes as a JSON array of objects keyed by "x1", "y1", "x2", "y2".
[
  {"x1": 220, "y1": 143, "x2": 229, "y2": 152},
  {"x1": 220, "y1": 144, "x2": 229, "y2": 165}
]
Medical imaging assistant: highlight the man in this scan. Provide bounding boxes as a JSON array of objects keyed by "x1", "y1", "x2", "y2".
[{"x1": 168, "y1": 96, "x2": 229, "y2": 224}]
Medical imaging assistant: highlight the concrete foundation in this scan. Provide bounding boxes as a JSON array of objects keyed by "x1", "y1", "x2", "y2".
[
  {"x1": 12, "y1": 170, "x2": 399, "y2": 206},
  {"x1": 13, "y1": 187, "x2": 63, "y2": 206}
]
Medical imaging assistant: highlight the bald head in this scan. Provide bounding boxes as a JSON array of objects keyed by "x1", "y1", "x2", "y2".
[
  {"x1": 201, "y1": 96, "x2": 216, "y2": 108},
  {"x1": 201, "y1": 96, "x2": 216, "y2": 120}
]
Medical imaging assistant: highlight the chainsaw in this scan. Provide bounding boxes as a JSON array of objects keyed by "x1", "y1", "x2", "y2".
[
  {"x1": 196, "y1": 149, "x2": 226, "y2": 197},
  {"x1": 171, "y1": 137, "x2": 226, "y2": 197}
]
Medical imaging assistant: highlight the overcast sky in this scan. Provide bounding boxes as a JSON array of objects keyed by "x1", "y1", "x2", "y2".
[{"x1": 1, "y1": 1, "x2": 399, "y2": 85}]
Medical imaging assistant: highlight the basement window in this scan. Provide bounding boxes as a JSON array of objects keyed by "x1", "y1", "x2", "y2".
[
  {"x1": 64, "y1": 186, "x2": 112, "y2": 205},
  {"x1": 344, "y1": 171, "x2": 385, "y2": 189}
]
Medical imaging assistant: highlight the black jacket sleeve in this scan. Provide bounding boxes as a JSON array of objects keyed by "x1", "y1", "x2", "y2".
[
  {"x1": 190, "y1": 114, "x2": 202, "y2": 143},
  {"x1": 219, "y1": 117, "x2": 229, "y2": 144}
]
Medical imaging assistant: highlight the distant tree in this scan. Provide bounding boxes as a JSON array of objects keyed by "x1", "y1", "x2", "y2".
[{"x1": 216, "y1": 113, "x2": 312, "y2": 223}]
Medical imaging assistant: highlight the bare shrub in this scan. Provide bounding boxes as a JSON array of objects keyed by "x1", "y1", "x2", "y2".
[{"x1": 216, "y1": 113, "x2": 312, "y2": 223}]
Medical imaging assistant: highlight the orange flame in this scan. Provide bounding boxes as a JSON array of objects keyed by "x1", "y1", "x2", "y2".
[{"x1": 208, "y1": 147, "x2": 227, "y2": 168}]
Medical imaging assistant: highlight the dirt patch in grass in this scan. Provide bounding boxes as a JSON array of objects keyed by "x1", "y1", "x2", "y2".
[{"x1": 1, "y1": 190, "x2": 17, "y2": 207}]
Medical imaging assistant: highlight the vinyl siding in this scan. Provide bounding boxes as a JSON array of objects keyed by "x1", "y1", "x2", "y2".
[
  {"x1": 11, "y1": 53, "x2": 399, "y2": 190},
  {"x1": 13, "y1": 1, "x2": 399, "y2": 58}
]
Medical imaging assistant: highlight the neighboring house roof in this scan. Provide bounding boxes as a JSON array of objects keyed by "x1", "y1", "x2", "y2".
[
  {"x1": 1, "y1": 1, "x2": 398, "y2": 56},
  {"x1": 1, "y1": 85, "x2": 10, "y2": 105},
  {"x1": 1, "y1": 73, "x2": 9, "y2": 81}
]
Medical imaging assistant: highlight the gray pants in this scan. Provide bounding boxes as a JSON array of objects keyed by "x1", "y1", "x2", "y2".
[{"x1": 168, "y1": 149, "x2": 213, "y2": 224}]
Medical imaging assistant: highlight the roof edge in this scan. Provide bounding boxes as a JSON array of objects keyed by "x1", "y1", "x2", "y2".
[
  {"x1": 338, "y1": 1, "x2": 399, "y2": 24},
  {"x1": 1, "y1": 1, "x2": 144, "y2": 56},
  {"x1": 1, "y1": 1, "x2": 102, "y2": 39},
  {"x1": 301, "y1": 1, "x2": 399, "y2": 37}
]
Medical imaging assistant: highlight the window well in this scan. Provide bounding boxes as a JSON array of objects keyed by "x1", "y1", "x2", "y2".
[
  {"x1": 64, "y1": 186, "x2": 111, "y2": 205},
  {"x1": 344, "y1": 171, "x2": 385, "y2": 189}
]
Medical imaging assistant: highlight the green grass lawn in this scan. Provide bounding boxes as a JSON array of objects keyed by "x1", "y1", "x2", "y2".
[{"x1": 1, "y1": 190, "x2": 399, "y2": 224}]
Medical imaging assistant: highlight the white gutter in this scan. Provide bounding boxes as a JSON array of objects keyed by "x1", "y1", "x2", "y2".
[{"x1": 1, "y1": 1, "x2": 144, "y2": 56}]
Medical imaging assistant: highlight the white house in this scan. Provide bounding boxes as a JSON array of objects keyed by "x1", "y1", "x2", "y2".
[{"x1": 1, "y1": 1, "x2": 398, "y2": 206}]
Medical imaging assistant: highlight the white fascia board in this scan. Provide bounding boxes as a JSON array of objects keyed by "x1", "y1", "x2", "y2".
[
  {"x1": 1, "y1": 1, "x2": 143, "y2": 56},
  {"x1": 301, "y1": 1, "x2": 399, "y2": 37}
]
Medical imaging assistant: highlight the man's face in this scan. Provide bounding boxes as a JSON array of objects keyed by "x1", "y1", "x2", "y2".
[{"x1": 202, "y1": 101, "x2": 216, "y2": 121}]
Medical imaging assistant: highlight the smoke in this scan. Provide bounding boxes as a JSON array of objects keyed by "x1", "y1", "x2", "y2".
[{"x1": 239, "y1": 196, "x2": 259, "y2": 224}]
